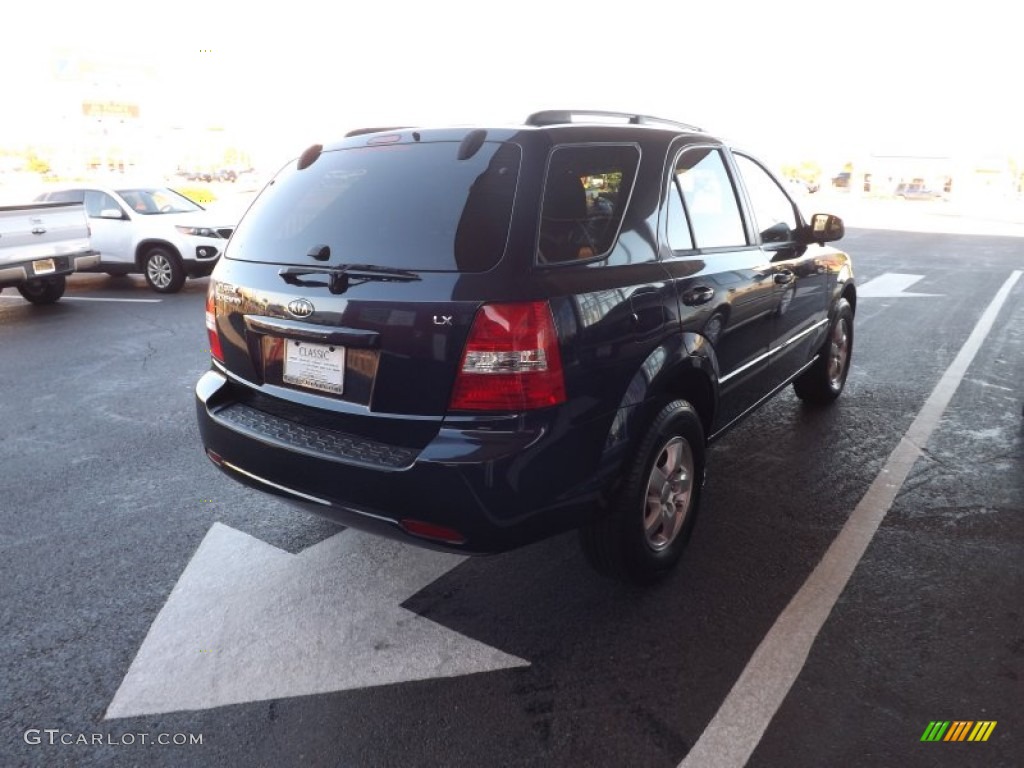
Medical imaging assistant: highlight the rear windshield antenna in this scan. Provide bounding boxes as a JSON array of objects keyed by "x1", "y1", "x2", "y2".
[
  {"x1": 457, "y1": 130, "x2": 487, "y2": 161},
  {"x1": 297, "y1": 144, "x2": 323, "y2": 171}
]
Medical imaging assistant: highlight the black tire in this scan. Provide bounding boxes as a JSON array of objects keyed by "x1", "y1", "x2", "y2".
[
  {"x1": 143, "y1": 247, "x2": 186, "y2": 293},
  {"x1": 580, "y1": 400, "x2": 705, "y2": 584},
  {"x1": 793, "y1": 298, "x2": 853, "y2": 404},
  {"x1": 17, "y1": 275, "x2": 66, "y2": 305}
]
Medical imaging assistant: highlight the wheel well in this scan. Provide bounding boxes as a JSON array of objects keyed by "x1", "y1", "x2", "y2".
[
  {"x1": 666, "y1": 368, "x2": 715, "y2": 439},
  {"x1": 842, "y1": 282, "x2": 857, "y2": 314},
  {"x1": 135, "y1": 241, "x2": 181, "y2": 269}
]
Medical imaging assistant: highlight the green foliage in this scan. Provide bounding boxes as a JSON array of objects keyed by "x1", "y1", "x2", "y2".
[{"x1": 26, "y1": 152, "x2": 51, "y2": 174}]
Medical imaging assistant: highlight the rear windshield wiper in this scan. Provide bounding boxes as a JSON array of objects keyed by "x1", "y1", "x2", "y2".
[{"x1": 278, "y1": 264, "x2": 421, "y2": 295}]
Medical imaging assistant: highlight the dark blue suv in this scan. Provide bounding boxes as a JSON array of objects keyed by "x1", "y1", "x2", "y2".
[{"x1": 196, "y1": 110, "x2": 855, "y2": 583}]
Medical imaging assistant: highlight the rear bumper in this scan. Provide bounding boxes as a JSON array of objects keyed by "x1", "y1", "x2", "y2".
[
  {"x1": 74, "y1": 251, "x2": 101, "y2": 271},
  {"x1": 195, "y1": 369, "x2": 606, "y2": 553},
  {"x1": 0, "y1": 250, "x2": 97, "y2": 288}
]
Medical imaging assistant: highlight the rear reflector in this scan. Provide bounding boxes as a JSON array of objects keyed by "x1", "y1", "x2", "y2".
[
  {"x1": 206, "y1": 449, "x2": 223, "y2": 466},
  {"x1": 400, "y1": 519, "x2": 466, "y2": 545},
  {"x1": 449, "y1": 301, "x2": 566, "y2": 411},
  {"x1": 205, "y1": 282, "x2": 225, "y2": 362}
]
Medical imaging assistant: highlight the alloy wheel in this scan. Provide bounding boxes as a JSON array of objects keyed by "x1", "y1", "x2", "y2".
[{"x1": 643, "y1": 436, "x2": 694, "y2": 552}]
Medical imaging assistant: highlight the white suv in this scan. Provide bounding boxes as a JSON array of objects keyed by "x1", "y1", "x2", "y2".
[{"x1": 34, "y1": 185, "x2": 235, "y2": 293}]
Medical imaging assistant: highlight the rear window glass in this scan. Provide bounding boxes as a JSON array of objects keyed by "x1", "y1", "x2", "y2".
[
  {"x1": 538, "y1": 144, "x2": 639, "y2": 264},
  {"x1": 37, "y1": 190, "x2": 84, "y2": 204},
  {"x1": 227, "y1": 141, "x2": 521, "y2": 272}
]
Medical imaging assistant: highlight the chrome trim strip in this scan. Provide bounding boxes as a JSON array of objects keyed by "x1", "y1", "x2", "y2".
[
  {"x1": 244, "y1": 314, "x2": 380, "y2": 347},
  {"x1": 719, "y1": 348, "x2": 773, "y2": 384},
  {"x1": 710, "y1": 353, "x2": 820, "y2": 443},
  {"x1": 776, "y1": 318, "x2": 828, "y2": 350},
  {"x1": 220, "y1": 460, "x2": 332, "y2": 506},
  {"x1": 719, "y1": 318, "x2": 828, "y2": 384}
]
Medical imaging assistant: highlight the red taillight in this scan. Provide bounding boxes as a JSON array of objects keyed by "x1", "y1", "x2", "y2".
[
  {"x1": 205, "y1": 283, "x2": 224, "y2": 362},
  {"x1": 449, "y1": 301, "x2": 566, "y2": 411},
  {"x1": 400, "y1": 519, "x2": 466, "y2": 545}
]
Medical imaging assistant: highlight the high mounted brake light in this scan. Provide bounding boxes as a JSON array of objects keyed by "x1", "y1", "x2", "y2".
[{"x1": 449, "y1": 301, "x2": 566, "y2": 411}]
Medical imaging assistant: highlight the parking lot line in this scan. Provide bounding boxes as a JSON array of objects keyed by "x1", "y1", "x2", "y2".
[
  {"x1": 63, "y1": 296, "x2": 163, "y2": 303},
  {"x1": 0, "y1": 296, "x2": 162, "y2": 303},
  {"x1": 679, "y1": 270, "x2": 1022, "y2": 768}
]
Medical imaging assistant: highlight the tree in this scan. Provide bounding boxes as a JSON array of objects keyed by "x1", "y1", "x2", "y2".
[{"x1": 25, "y1": 152, "x2": 50, "y2": 174}]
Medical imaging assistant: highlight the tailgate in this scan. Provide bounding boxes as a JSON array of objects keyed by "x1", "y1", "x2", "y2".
[
  {"x1": 211, "y1": 259, "x2": 480, "y2": 420},
  {"x1": 0, "y1": 203, "x2": 92, "y2": 267}
]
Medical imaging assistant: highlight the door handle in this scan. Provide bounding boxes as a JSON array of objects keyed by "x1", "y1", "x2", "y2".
[
  {"x1": 682, "y1": 285, "x2": 715, "y2": 306},
  {"x1": 774, "y1": 270, "x2": 794, "y2": 285},
  {"x1": 32, "y1": 227, "x2": 47, "y2": 235}
]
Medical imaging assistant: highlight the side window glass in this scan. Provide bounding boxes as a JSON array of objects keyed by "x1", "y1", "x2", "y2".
[
  {"x1": 666, "y1": 179, "x2": 693, "y2": 251},
  {"x1": 538, "y1": 144, "x2": 640, "y2": 264},
  {"x1": 734, "y1": 154, "x2": 799, "y2": 244},
  {"x1": 84, "y1": 191, "x2": 118, "y2": 218},
  {"x1": 675, "y1": 148, "x2": 746, "y2": 249}
]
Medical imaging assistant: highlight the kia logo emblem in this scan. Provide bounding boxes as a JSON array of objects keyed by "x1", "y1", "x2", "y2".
[{"x1": 287, "y1": 298, "x2": 315, "y2": 318}]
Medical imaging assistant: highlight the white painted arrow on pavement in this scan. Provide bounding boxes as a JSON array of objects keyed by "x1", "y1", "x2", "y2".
[
  {"x1": 857, "y1": 273, "x2": 942, "y2": 298},
  {"x1": 105, "y1": 523, "x2": 528, "y2": 719}
]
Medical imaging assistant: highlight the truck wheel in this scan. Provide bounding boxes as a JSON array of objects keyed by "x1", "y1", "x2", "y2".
[
  {"x1": 793, "y1": 298, "x2": 854, "y2": 404},
  {"x1": 143, "y1": 247, "x2": 186, "y2": 293},
  {"x1": 579, "y1": 400, "x2": 705, "y2": 584},
  {"x1": 17, "y1": 276, "x2": 66, "y2": 305}
]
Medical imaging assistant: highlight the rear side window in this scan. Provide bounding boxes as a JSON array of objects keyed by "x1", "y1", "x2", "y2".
[
  {"x1": 227, "y1": 141, "x2": 521, "y2": 272},
  {"x1": 538, "y1": 144, "x2": 639, "y2": 264}
]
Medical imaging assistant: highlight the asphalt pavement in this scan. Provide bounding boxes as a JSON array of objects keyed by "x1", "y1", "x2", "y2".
[{"x1": 1, "y1": 227, "x2": 1021, "y2": 768}]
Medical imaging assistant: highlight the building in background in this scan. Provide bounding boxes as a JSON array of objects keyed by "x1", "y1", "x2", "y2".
[
  {"x1": 7, "y1": 49, "x2": 251, "y2": 180},
  {"x1": 828, "y1": 151, "x2": 1019, "y2": 200}
]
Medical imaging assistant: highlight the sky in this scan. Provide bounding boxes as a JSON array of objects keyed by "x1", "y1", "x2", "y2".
[{"x1": 2, "y1": 0, "x2": 1021, "y2": 170}]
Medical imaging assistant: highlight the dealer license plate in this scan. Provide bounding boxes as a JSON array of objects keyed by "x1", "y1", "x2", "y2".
[
  {"x1": 282, "y1": 339, "x2": 345, "y2": 395},
  {"x1": 33, "y1": 258, "x2": 56, "y2": 275}
]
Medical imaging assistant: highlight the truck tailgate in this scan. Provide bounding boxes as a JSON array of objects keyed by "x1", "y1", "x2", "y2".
[{"x1": 0, "y1": 202, "x2": 92, "y2": 267}]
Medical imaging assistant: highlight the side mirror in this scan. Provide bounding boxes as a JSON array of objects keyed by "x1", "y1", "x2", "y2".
[
  {"x1": 803, "y1": 213, "x2": 844, "y2": 245},
  {"x1": 100, "y1": 208, "x2": 125, "y2": 220}
]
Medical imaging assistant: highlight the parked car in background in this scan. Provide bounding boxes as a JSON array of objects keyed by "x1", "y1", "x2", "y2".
[
  {"x1": 786, "y1": 177, "x2": 819, "y2": 195},
  {"x1": 0, "y1": 201, "x2": 98, "y2": 303},
  {"x1": 34, "y1": 185, "x2": 235, "y2": 293},
  {"x1": 831, "y1": 171, "x2": 851, "y2": 188},
  {"x1": 196, "y1": 109, "x2": 855, "y2": 584},
  {"x1": 894, "y1": 182, "x2": 944, "y2": 201}
]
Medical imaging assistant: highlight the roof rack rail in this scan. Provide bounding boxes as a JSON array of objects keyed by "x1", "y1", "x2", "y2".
[
  {"x1": 525, "y1": 110, "x2": 703, "y2": 133},
  {"x1": 344, "y1": 126, "x2": 415, "y2": 138}
]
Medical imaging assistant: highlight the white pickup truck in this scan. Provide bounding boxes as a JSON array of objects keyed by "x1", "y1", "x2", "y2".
[{"x1": 0, "y1": 202, "x2": 98, "y2": 304}]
